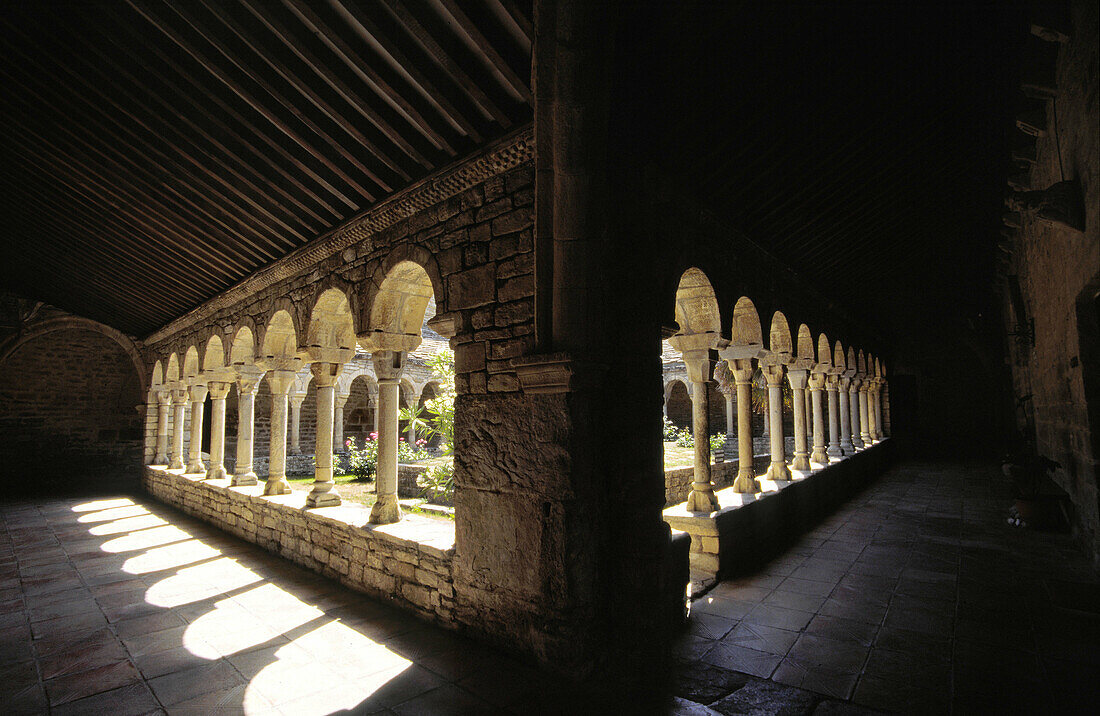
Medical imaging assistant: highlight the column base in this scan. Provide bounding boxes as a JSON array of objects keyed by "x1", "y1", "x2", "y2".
[
  {"x1": 153, "y1": 454, "x2": 168, "y2": 465},
  {"x1": 231, "y1": 472, "x2": 258, "y2": 487},
  {"x1": 732, "y1": 470, "x2": 757, "y2": 493},
  {"x1": 263, "y1": 478, "x2": 292, "y2": 496},
  {"x1": 306, "y1": 487, "x2": 341, "y2": 508},
  {"x1": 791, "y1": 454, "x2": 811, "y2": 471},
  {"x1": 289, "y1": 448, "x2": 302, "y2": 456},
  {"x1": 185, "y1": 461, "x2": 206, "y2": 474},
  {"x1": 169, "y1": 458, "x2": 184, "y2": 470},
  {"x1": 810, "y1": 448, "x2": 829, "y2": 464},
  {"x1": 205, "y1": 466, "x2": 227, "y2": 480},
  {"x1": 686, "y1": 487, "x2": 720, "y2": 513},
  {"x1": 827, "y1": 446, "x2": 843, "y2": 458},
  {"x1": 369, "y1": 495, "x2": 402, "y2": 524},
  {"x1": 766, "y1": 462, "x2": 792, "y2": 481},
  {"x1": 840, "y1": 439, "x2": 855, "y2": 454}
]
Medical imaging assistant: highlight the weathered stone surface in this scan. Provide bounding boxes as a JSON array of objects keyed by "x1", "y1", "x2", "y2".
[{"x1": 709, "y1": 679, "x2": 819, "y2": 716}]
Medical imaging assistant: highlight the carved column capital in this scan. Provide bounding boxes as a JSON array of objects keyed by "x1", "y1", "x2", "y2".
[
  {"x1": 372, "y1": 350, "x2": 407, "y2": 384},
  {"x1": 188, "y1": 384, "x2": 208, "y2": 403},
  {"x1": 206, "y1": 381, "x2": 231, "y2": 400},
  {"x1": 310, "y1": 361, "x2": 343, "y2": 388}
]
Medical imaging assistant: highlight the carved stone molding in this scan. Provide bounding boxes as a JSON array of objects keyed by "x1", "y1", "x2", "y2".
[{"x1": 146, "y1": 125, "x2": 535, "y2": 346}]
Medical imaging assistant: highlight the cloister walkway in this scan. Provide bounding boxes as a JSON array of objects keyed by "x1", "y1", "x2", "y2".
[
  {"x1": 3, "y1": 461, "x2": 1098, "y2": 715},
  {"x1": 675, "y1": 460, "x2": 1100, "y2": 714}
]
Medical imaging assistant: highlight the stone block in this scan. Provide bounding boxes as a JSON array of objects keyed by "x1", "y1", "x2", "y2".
[
  {"x1": 447, "y1": 264, "x2": 496, "y2": 309},
  {"x1": 491, "y1": 208, "x2": 532, "y2": 237},
  {"x1": 498, "y1": 274, "x2": 534, "y2": 302},
  {"x1": 454, "y1": 342, "x2": 486, "y2": 374},
  {"x1": 475, "y1": 197, "x2": 511, "y2": 222},
  {"x1": 487, "y1": 374, "x2": 520, "y2": 392}
]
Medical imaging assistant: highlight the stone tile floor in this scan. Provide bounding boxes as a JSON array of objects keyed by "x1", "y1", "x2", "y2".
[
  {"x1": 2, "y1": 460, "x2": 1098, "y2": 715},
  {"x1": 675, "y1": 460, "x2": 1100, "y2": 714},
  {"x1": 0, "y1": 494, "x2": 593, "y2": 715}
]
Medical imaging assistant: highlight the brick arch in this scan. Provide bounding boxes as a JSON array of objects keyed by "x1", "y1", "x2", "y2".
[{"x1": 0, "y1": 316, "x2": 146, "y2": 389}]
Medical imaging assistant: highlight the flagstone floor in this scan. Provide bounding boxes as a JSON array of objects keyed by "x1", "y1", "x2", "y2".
[
  {"x1": 2, "y1": 460, "x2": 1098, "y2": 715},
  {"x1": 674, "y1": 460, "x2": 1100, "y2": 714}
]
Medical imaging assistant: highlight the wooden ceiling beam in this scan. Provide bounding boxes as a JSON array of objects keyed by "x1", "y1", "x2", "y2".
[
  {"x1": 96, "y1": 13, "x2": 349, "y2": 221},
  {"x1": 379, "y1": 0, "x2": 511, "y2": 128},
  {"x1": 198, "y1": 0, "x2": 420, "y2": 178},
  {"x1": 124, "y1": 0, "x2": 374, "y2": 206},
  {"x1": 437, "y1": 0, "x2": 532, "y2": 103},
  {"x1": 317, "y1": 0, "x2": 473, "y2": 150},
  {"x1": 159, "y1": 0, "x2": 392, "y2": 196}
]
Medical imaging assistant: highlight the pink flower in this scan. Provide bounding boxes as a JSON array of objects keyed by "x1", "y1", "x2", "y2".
[
  {"x1": 369, "y1": 432, "x2": 377, "y2": 440},
  {"x1": 398, "y1": 437, "x2": 405, "y2": 442}
]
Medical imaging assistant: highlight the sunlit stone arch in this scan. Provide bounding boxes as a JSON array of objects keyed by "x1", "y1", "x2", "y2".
[
  {"x1": 816, "y1": 334, "x2": 833, "y2": 369},
  {"x1": 730, "y1": 297, "x2": 764, "y2": 348},
  {"x1": 673, "y1": 267, "x2": 722, "y2": 338},
  {"x1": 833, "y1": 340, "x2": 846, "y2": 371},
  {"x1": 305, "y1": 286, "x2": 357, "y2": 364},
  {"x1": 796, "y1": 324, "x2": 814, "y2": 365},
  {"x1": 165, "y1": 352, "x2": 180, "y2": 385},
  {"x1": 229, "y1": 324, "x2": 257, "y2": 366},
  {"x1": 202, "y1": 334, "x2": 226, "y2": 374},
  {"x1": 768, "y1": 311, "x2": 793, "y2": 359},
  {"x1": 182, "y1": 345, "x2": 200, "y2": 382},
  {"x1": 361, "y1": 246, "x2": 444, "y2": 344}
]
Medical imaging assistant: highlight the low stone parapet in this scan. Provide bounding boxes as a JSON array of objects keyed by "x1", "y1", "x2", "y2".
[
  {"x1": 142, "y1": 466, "x2": 457, "y2": 626},
  {"x1": 663, "y1": 440, "x2": 895, "y2": 576}
]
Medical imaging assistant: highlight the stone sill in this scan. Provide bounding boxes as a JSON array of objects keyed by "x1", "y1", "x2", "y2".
[
  {"x1": 144, "y1": 466, "x2": 456, "y2": 559},
  {"x1": 663, "y1": 439, "x2": 894, "y2": 576}
]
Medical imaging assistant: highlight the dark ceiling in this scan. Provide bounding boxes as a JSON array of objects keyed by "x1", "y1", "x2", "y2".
[
  {"x1": 1, "y1": 1, "x2": 1027, "y2": 345},
  {"x1": 0, "y1": 0, "x2": 532, "y2": 336},
  {"x1": 617, "y1": 1, "x2": 1028, "y2": 346}
]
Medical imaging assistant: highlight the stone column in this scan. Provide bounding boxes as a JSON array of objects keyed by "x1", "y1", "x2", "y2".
[
  {"x1": 406, "y1": 391, "x2": 421, "y2": 447},
  {"x1": 264, "y1": 370, "x2": 296, "y2": 496},
  {"x1": 881, "y1": 381, "x2": 891, "y2": 437},
  {"x1": 288, "y1": 394, "x2": 305, "y2": 455},
  {"x1": 868, "y1": 381, "x2": 880, "y2": 441},
  {"x1": 805, "y1": 390, "x2": 813, "y2": 442},
  {"x1": 233, "y1": 370, "x2": 263, "y2": 486},
  {"x1": 787, "y1": 369, "x2": 810, "y2": 471},
  {"x1": 859, "y1": 381, "x2": 872, "y2": 446},
  {"x1": 724, "y1": 392, "x2": 735, "y2": 443},
  {"x1": 761, "y1": 364, "x2": 791, "y2": 481},
  {"x1": 169, "y1": 388, "x2": 188, "y2": 470},
  {"x1": 808, "y1": 373, "x2": 827, "y2": 464},
  {"x1": 154, "y1": 390, "x2": 170, "y2": 464},
  {"x1": 185, "y1": 383, "x2": 208, "y2": 474},
  {"x1": 849, "y1": 378, "x2": 864, "y2": 449},
  {"x1": 370, "y1": 350, "x2": 404, "y2": 524},
  {"x1": 370, "y1": 390, "x2": 379, "y2": 438},
  {"x1": 760, "y1": 389, "x2": 769, "y2": 438},
  {"x1": 205, "y1": 382, "x2": 230, "y2": 480},
  {"x1": 682, "y1": 350, "x2": 718, "y2": 512},
  {"x1": 874, "y1": 380, "x2": 885, "y2": 439},
  {"x1": 732, "y1": 360, "x2": 757, "y2": 493},
  {"x1": 334, "y1": 394, "x2": 348, "y2": 452},
  {"x1": 838, "y1": 376, "x2": 855, "y2": 454},
  {"x1": 826, "y1": 375, "x2": 842, "y2": 459},
  {"x1": 307, "y1": 362, "x2": 342, "y2": 508}
]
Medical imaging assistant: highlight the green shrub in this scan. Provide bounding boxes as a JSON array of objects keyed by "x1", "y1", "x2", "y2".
[{"x1": 416, "y1": 460, "x2": 454, "y2": 502}]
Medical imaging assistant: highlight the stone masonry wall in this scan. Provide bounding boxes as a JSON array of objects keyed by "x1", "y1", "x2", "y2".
[
  {"x1": 0, "y1": 326, "x2": 144, "y2": 491},
  {"x1": 143, "y1": 467, "x2": 456, "y2": 625},
  {"x1": 1007, "y1": 0, "x2": 1100, "y2": 561}
]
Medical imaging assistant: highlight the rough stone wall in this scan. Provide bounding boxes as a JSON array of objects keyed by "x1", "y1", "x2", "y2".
[
  {"x1": 1006, "y1": 0, "x2": 1100, "y2": 561},
  {"x1": 0, "y1": 325, "x2": 143, "y2": 490},
  {"x1": 143, "y1": 467, "x2": 456, "y2": 623}
]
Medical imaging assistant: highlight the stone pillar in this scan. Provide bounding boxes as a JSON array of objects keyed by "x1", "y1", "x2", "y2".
[
  {"x1": 185, "y1": 383, "x2": 208, "y2": 474},
  {"x1": 406, "y1": 391, "x2": 421, "y2": 447},
  {"x1": 838, "y1": 376, "x2": 855, "y2": 454},
  {"x1": 683, "y1": 351, "x2": 718, "y2": 512},
  {"x1": 154, "y1": 391, "x2": 170, "y2": 465},
  {"x1": 370, "y1": 390, "x2": 379, "y2": 438},
  {"x1": 867, "y1": 381, "x2": 880, "y2": 441},
  {"x1": 288, "y1": 394, "x2": 305, "y2": 455},
  {"x1": 787, "y1": 369, "x2": 810, "y2": 471},
  {"x1": 809, "y1": 373, "x2": 827, "y2": 464},
  {"x1": 169, "y1": 388, "x2": 187, "y2": 470},
  {"x1": 826, "y1": 375, "x2": 842, "y2": 459},
  {"x1": 370, "y1": 350, "x2": 404, "y2": 524},
  {"x1": 882, "y1": 381, "x2": 891, "y2": 437},
  {"x1": 760, "y1": 389, "x2": 769, "y2": 438},
  {"x1": 334, "y1": 395, "x2": 348, "y2": 452},
  {"x1": 859, "y1": 381, "x2": 872, "y2": 446},
  {"x1": 732, "y1": 360, "x2": 757, "y2": 492},
  {"x1": 874, "y1": 380, "x2": 885, "y2": 440},
  {"x1": 849, "y1": 378, "x2": 864, "y2": 449},
  {"x1": 804, "y1": 390, "x2": 813, "y2": 442},
  {"x1": 205, "y1": 382, "x2": 230, "y2": 480},
  {"x1": 761, "y1": 364, "x2": 791, "y2": 481},
  {"x1": 264, "y1": 370, "x2": 296, "y2": 496},
  {"x1": 724, "y1": 392, "x2": 735, "y2": 443},
  {"x1": 233, "y1": 370, "x2": 263, "y2": 486},
  {"x1": 307, "y1": 362, "x2": 342, "y2": 508}
]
